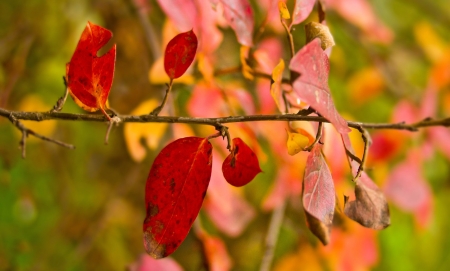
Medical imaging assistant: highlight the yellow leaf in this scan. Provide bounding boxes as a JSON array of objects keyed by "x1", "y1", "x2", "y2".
[
  {"x1": 123, "y1": 99, "x2": 168, "y2": 162},
  {"x1": 240, "y1": 45, "x2": 254, "y2": 80},
  {"x1": 271, "y1": 59, "x2": 285, "y2": 113},
  {"x1": 17, "y1": 95, "x2": 56, "y2": 142},
  {"x1": 278, "y1": 1, "x2": 290, "y2": 19},
  {"x1": 197, "y1": 52, "x2": 214, "y2": 83},
  {"x1": 274, "y1": 245, "x2": 323, "y2": 271},
  {"x1": 414, "y1": 21, "x2": 447, "y2": 63},
  {"x1": 286, "y1": 129, "x2": 310, "y2": 156}
]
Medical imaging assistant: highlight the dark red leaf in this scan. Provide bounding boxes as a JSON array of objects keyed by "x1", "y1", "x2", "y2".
[
  {"x1": 222, "y1": 138, "x2": 261, "y2": 187},
  {"x1": 341, "y1": 134, "x2": 390, "y2": 230},
  {"x1": 290, "y1": 38, "x2": 350, "y2": 134},
  {"x1": 220, "y1": 0, "x2": 254, "y2": 46},
  {"x1": 303, "y1": 144, "x2": 335, "y2": 245},
  {"x1": 291, "y1": 0, "x2": 316, "y2": 26},
  {"x1": 164, "y1": 30, "x2": 198, "y2": 79},
  {"x1": 143, "y1": 137, "x2": 213, "y2": 258},
  {"x1": 66, "y1": 21, "x2": 116, "y2": 119}
]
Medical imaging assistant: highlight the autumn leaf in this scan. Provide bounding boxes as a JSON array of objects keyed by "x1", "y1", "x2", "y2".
[
  {"x1": 278, "y1": 1, "x2": 291, "y2": 19},
  {"x1": 341, "y1": 134, "x2": 390, "y2": 230},
  {"x1": 123, "y1": 99, "x2": 169, "y2": 162},
  {"x1": 290, "y1": 38, "x2": 350, "y2": 134},
  {"x1": 286, "y1": 128, "x2": 313, "y2": 156},
  {"x1": 66, "y1": 21, "x2": 116, "y2": 120},
  {"x1": 143, "y1": 137, "x2": 213, "y2": 258},
  {"x1": 164, "y1": 30, "x2": 198, "y2": 79},
  {"x1": 270, "y1": 59, "x2": 285, "y2": 112},
  {"x1": 303, "y1": 144, "x2": 335, "y2": 245},
  {"x1": 290, "y1": 0, "x2": 316, "y2": 27},
  {"x1": 220, "y1": 0, "x2": 254, "y2": 46},
  {"x1": 222, "y1": 137, "x2": 262, "y2": 187}
]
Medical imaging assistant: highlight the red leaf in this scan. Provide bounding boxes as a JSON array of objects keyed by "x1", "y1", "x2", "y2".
[
  {"x1": 222, "y1": 138, "x2": 261, "y2": 187},
  {"x1": 291, "y1": 0, "x2": 316, "y2": 26},
  {"x1": 303, "y1": 144, "x2": 335, "y2": 245},
  {"x1": 164, "y1": 30, "x2": 198, "y2": 79},
  {"x1": 220, "y1": 0, "x2": 254, "y2": 46},
  {"x1": 156, "y1": 0, "x2": 197, "y2": 31},
  {"x1": 290, "y1": 38, "x2": 350, "y2": 134},
  {"x1": 143, "y1": 137, "x2": 213, "y2": 258},
  {"x1": 66, "y1": 21, "x2": 116, "y2": 118}
]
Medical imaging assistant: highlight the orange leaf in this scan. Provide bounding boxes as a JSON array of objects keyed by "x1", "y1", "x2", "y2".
[{"x1": 66, "y1": 21, "x2": 116, "y2": 119}]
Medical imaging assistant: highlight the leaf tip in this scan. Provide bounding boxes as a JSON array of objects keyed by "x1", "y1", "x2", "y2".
[{"x1": 143, "y1": 230, "x2": 167, "y2": 259}]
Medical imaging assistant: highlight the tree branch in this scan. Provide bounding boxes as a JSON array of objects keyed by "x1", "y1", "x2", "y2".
[{"x1": 1, "y1": 107, "x2": 449, "y2": 132}]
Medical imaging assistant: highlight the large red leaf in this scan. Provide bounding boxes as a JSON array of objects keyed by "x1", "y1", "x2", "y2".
[
  {"x1": 303, "y1": 144, "x2": 335, "y2": 244},
  {"x1": 219, "y1": 0, "x2": 254, "y2": 46},
  {"x1": 66, "y1": 21, "x2": 116, "y2": 118},
  {"x1": 290, "y1": 38, "x2": 350, "y2": 134},
  {"x1": 143, "y1": 137, "x2": 213, "y2": 258},
  {"x1": 222, "y1": 137, "x2": 262, "y2": 187},
  {"x1": 164, "y1": 30, "x2": 198, "y2": 79},
  {"x1": 291, "y1": 0, "x2": 316, "y2": 26}
]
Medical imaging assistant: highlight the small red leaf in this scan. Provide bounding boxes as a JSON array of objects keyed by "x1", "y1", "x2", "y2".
[
  {"x1": 303, "y1": 144, "x2": 335, "y2": 245},
  {"x1": 164, "y1": 30, "x2": 198, "y2": 79},
  {"x1": 290, "y1": 38, "x2": 350, "y2": 134},
  {"x1": 222, "y1": 138, "x2": 261, "y2": 187},
  {"x1": 67, "y1": 21, "x2": 116, "y2": 118},
  {"x1": 143, "y1": 137, "x2": 212, "y2": 259},
  {"x1": 220, "y1": 0, "x2": 254, "y2": 46}
]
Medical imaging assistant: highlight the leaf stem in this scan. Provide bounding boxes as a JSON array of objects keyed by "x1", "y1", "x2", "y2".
[
  {"x1": 305, "y1": 121, "x2": 323, "y2": 152},
  {"x1": 151, "y1": 79, "x2": 173, "y2": 116},
  {"x1": 51, "y1": 76, "x2": 70, "y2": 112},
  {"x1": 354, "y1": 126, "x2": 371, "y2": 180}
]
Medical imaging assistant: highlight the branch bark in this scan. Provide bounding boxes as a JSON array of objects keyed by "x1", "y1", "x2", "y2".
[{"x1": 1, "y1": 107, "x2": 449, "y2": 131}]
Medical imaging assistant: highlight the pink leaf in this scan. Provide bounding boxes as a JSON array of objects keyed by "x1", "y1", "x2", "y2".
[
  {"x1": 156, "y1": 0, "x2": 197, "y2": 31},
  {"x1": 384, "y1": 151, "x2": 433, "y2": 227},
  {"x1": 303, "y1": 144, "x2": 335, "y2": 244},
  {"x1": 290, "y1": 38, "x2": 350, "y2": 134},
  {"x1": 219, "y1": 0, "x2": 254, "y2": 46},
  {"x1": 291, "y1": 0, "x2": 316, "y2": 26},
  {"x1": 203, "y1": 153, "x2": 255, "y2": 236},
  {"x1": 128, "y1": 254, "x2": 183, "y2": 271}
]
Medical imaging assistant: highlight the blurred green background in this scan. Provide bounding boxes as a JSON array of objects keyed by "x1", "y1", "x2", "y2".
[{"x1": 1, "y1": 0, "x2": 450, "y2": 270}]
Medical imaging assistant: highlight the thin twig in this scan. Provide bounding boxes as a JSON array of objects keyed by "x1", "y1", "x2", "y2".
[
  {"x1": 7, "y1": 113, "x2": 75, "y2": 157},
  {"x1": 305, "y1": 122, "x2": 323, "y2": 152},
  {"x1": 281, "y1": 19, "x2": 295, "y2": 58},
  {"x1": 354, "y1": 126, "x2": 371, "y2": 180},
  {"x1": 260, "y1": 200, "x2": 286, "y2": 271},
  {"x1": 150, "y1": 80, "x2": 173, "y2": 116},
  {"x1": 1, "y1": 107, "x2": 450, "y2": 132},
  {"x1": 51, "y1": 77, "x2": 70, "y2": 112}
]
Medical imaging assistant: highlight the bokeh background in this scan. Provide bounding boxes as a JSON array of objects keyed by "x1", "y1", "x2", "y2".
[{"x1": 1, "y1": 0, "x2": 450, "y2": 270}]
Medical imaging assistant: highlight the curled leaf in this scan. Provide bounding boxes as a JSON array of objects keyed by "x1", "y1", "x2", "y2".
[
  {"x1": 286, "y1": 129, "x2": 310, "y2": 156},
  {"x1": 164, "y1": 30, "x2": 198, "y2": 79},
  {"x1": 303, "y1": 144, "x2": 335, "y2": 245},
  {"x1": 341, "y1": 133, "x2": 390, "y2": 230},
  {"x1": 144, "y1": 137, "x2": 213, "y2": 258},
  {"x1": 66, "y1": 21, "x2": 116, "y2": 119},
  {"x1": 305, "y1": 22, "x2": 335, "y2": 50},
  {"x1": 344, "y1": 177, "x2": 390, "y2": 230},
  {"x1": 222, "y1": 138, "x2": 262, "y2": 187},
  {"x1": 270, "y1": 59, "x2": 285, "y2": 112}
]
